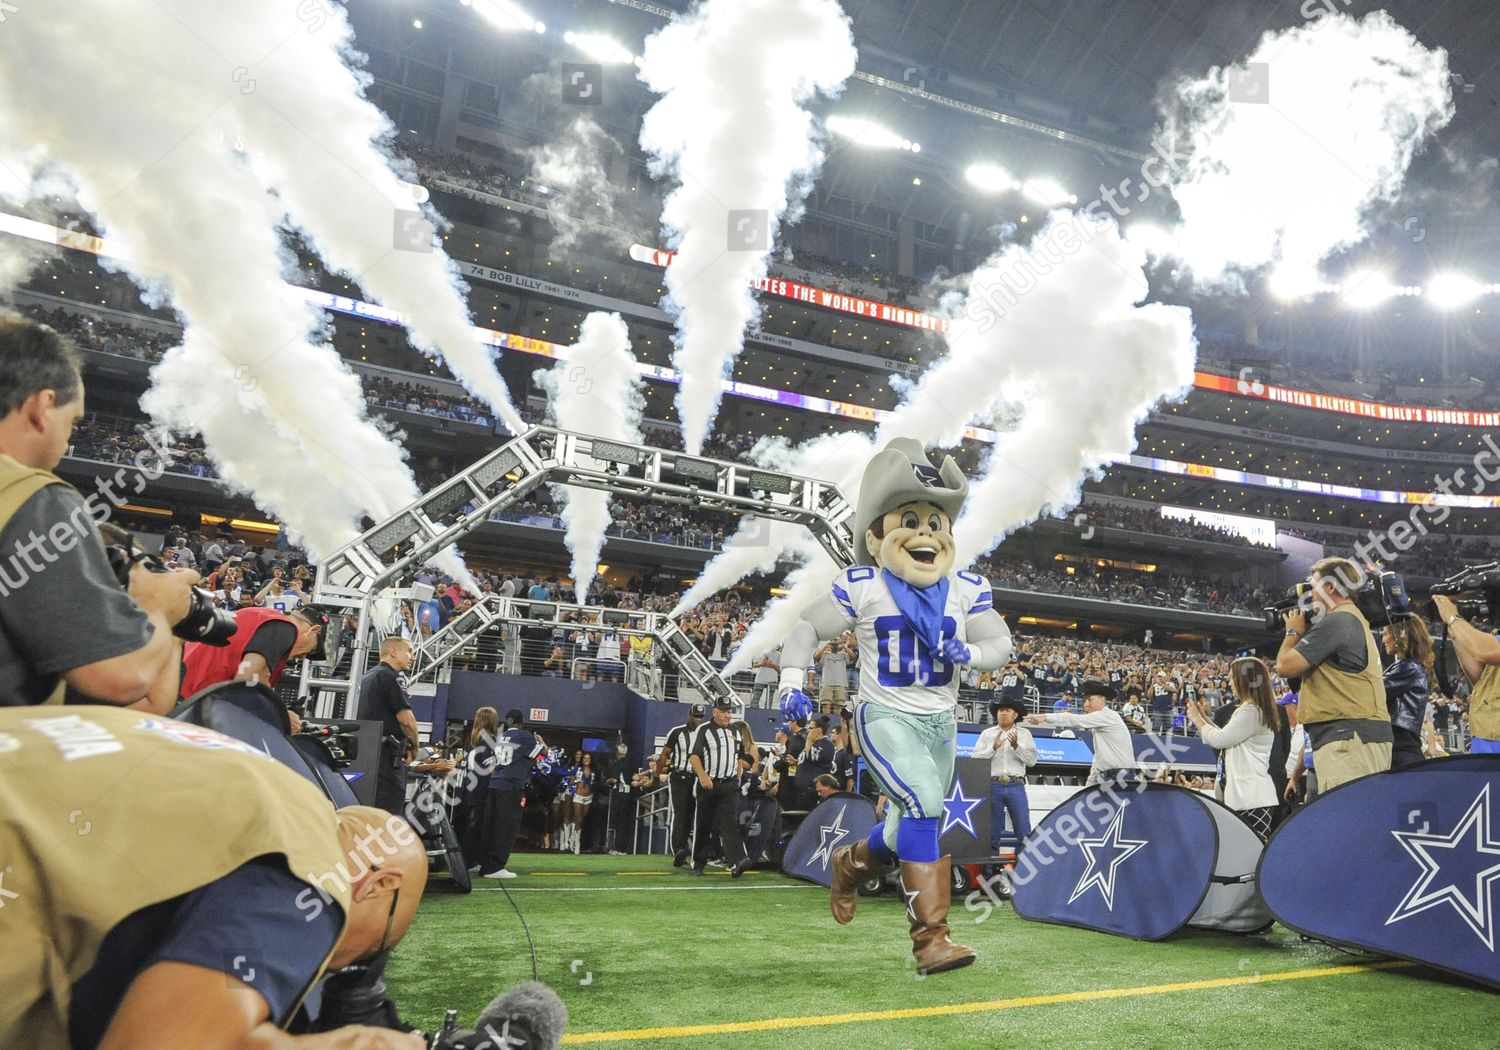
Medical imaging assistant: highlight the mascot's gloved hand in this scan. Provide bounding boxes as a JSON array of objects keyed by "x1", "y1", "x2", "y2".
[
  {"x1": 779, "y1": 687, "x2": 813, "y2": 724},
  {"x1": 941, "y1": 637, "x2": 972, "y2": 665}
]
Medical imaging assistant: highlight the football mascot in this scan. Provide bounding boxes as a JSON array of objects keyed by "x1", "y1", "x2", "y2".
[{"x1": 778, "y1": 438, "x2": 1012, "y2": 974}]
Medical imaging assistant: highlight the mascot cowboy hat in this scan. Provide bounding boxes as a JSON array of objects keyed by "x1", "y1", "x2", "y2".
[{"x1": 852, "y1": 437, "x2": 969, "y2": 567}]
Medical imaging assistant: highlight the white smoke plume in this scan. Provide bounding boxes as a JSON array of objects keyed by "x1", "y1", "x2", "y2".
[
  {"x1": 638, "y1": 0, "x2": 856, "y2": 453},
  {"x1": 947, "y1": 217, "x2": 1196, "y2": 562},
  {"x1": 720, "y1": 215, "x2": 1197, "y2": 672},
  {"x1": 0, "y1": 2, "x2": 517, "y2": 567},
  {"x1": 1163, "y1": 10, "x2": 1452, "y2": 291},
  {"x1": 528, "y1": 116, "x2": 623, "y2": 251},
  {"x1": 537, "y1": 312, "x2": 644, "y2": 597}
]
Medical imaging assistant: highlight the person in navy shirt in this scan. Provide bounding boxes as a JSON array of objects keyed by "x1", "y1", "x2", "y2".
[{"x1": 478, "y1": 708, "x2": 544, "y2": 879}]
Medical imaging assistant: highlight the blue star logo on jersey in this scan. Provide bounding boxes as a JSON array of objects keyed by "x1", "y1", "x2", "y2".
[
  {"x1": 1067, "y1": 807, "x2": 1148, "y2": 911},
  {"x1": 1387, "y1": 782, "x2": 1500, "y2": 950},
  {"x1": 808, "y1": 805, "x2": 852, "y2": 871},
  {"x1": 941, "y1": 778, "x2": 983, "y2": 838}
]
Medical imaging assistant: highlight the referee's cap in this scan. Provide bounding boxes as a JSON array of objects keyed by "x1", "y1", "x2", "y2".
[
  {"x1": 689, "y1": 703, "x2": 707, "y2": 717},
  {"x1": 712, "y1": 698, "x2": 734, "y2": 711}
]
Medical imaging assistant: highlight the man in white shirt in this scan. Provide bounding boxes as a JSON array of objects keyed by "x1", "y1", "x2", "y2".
[
  {"x1": 1027, "y1": 681, "x2": 1135, "y2": 785},
  {"x1": 1120, "y1": 694, "x2": 1148, "y2": 733},
  {"x1": 751, "y1": 648, "x2": 781, "y2": 708},
  {"x1": 972, "y1": 696, "x2": 1037, "y2": 859}
]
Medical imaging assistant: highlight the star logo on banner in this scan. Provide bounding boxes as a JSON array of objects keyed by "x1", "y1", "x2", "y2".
[
  {"x1": 808, "y1": 805, "x2": 851, "y2": 871},
  {"x1": 941, "y1": 779, "x2": 983, "y2": 838},
  {"x1": 1067, "y1": 807, "x2": 1147, "y2": 911},
  {"x1": 1387, "y1": 782, "x2": 1500, "y2": 950}
]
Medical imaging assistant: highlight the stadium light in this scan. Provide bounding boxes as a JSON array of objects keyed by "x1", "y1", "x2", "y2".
[
  {"x1": 1266, "y1": 264, "x2": 1336, "y2": 301},
  {"x1": 826, "y1": 115, "x2": 920, "y2": 152},
  {"x1": 564, "y1": 31, "x2": 636, "y2": 64},
  {"x1": 1021, "y1": 178, "x2": 1076, "y2": 206},
  {"x1": 965, "y1": 163, "x2": 1017, "y2": 193},
  {"x1": 1426, "y1": 272, "x2": 1484, "y2": 309},
  {"x1": 1340, "y1": 271, "x2": 1398, "y2": 309},
  {"x1": 463, "y1": 0, "x2": 545, "y2": 33}
]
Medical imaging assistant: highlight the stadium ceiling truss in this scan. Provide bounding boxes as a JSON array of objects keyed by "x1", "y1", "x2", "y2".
[{"x1": 310, "y1": 426, "x2": 856, "y2": 715}]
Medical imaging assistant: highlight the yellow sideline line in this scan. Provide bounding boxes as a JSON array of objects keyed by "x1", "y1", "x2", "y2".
[{"x1": 560, "y1": 961, "x2": 1411, "y2": 1044}]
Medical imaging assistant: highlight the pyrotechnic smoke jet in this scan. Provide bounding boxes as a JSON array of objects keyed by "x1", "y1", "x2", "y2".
[
  {"x1": 714, "y1": 11, "x2": 1455, "y2": 669},
  {"x1": 0, "y1": 1, "x2": 520, "y2": 567},
  {"x1": 638, "y1": 0, "x2": 856, "y2": 453},
  {"x1": 1161, "y1": 10, "x2": 1452, "y2": 293},
  {"x1": 538, "y1": 312, "x2": 645, "y2": 598},
  {"x1": 723, "y1": 216, "x2": 1196, "y2": 672}
]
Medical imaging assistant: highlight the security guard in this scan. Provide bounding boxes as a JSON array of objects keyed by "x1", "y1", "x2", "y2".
[
  {"x1": 358, "y1": 637, "x2": 420, "y2": 814},
  {"x1": 654, "y1": 703, "x2": 705, "y2": 867},
  {"x1": 0, "y1": 705, "x2": 427, "y2": 1049}
]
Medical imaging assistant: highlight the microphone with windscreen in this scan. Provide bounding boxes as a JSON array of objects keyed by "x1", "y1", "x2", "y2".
[{"x1": 429, "y1": 982, "x2": 568, "y2": 1050}]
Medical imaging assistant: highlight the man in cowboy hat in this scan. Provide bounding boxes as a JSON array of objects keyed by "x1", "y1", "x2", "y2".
[
  {"x1": 1027, "y1": 679, "x2": 1136, "y2": 785},
  {"x1": 972, "y1": 694, "x2": 1037, "y2": 860},
  {"x1": 776, "y1": 438, "x2": 1013, "y2": 975}
]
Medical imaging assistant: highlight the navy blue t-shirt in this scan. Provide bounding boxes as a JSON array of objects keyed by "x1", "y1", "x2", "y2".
[
  {"x1": 795, "y1": 737, "x2": 835, "y2": 789},
  {"x1": 488, "y1": 727, "x2": 542, "y2": 788},
  {"x1": 70, "y1": 856, "x2": 343, "y2": 1048}
]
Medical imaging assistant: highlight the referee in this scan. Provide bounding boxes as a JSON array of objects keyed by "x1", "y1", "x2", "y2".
[
  {"x1": 689, "y1": 698, "x2": 751, "y2": 878},
  {"x1": 655, "y1": 703, "x2": 705, "y2": 867}
]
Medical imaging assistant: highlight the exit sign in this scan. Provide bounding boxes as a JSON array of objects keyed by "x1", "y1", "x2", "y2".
[{"x1": 529, "y1": 708, "x2": 549, "y2": 722}]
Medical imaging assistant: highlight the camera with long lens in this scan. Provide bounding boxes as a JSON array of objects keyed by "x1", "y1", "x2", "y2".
[
  {"x1": 294, "y1": 719, "x2": 358, "y2": 766},
  {"x1": 1429, "y1": 561, "x2": 1500, "y2": 624},
  {"x1": 103, "y1": 527, "x2": 236, "y2": 647},
  {"x1": 1263, "y1": 570, "x2": 1410, "y2": 632}
]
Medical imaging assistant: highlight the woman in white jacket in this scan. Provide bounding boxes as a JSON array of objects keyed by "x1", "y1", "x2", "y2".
[{"x1": 1185, "y1": 656, "x2": 1279, "y2": 839}]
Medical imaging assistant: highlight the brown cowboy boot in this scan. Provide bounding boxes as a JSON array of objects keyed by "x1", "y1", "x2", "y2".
[
  {"x1": 900, "y1": 856, "x2": 977, "y2": 975},
  {"x1": 830, "y1": 840, "x2": 895, "y2": 925}
]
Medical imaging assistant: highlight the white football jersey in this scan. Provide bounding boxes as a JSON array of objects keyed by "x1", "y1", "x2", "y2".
[{"x1": 830, "y1": 567, "x2": 994, "y2": 715}]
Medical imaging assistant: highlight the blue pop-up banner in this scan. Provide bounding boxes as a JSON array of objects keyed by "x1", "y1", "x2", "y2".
[{"x1": 1260, "y1": 755, "x2": 1500, "y2": 990}]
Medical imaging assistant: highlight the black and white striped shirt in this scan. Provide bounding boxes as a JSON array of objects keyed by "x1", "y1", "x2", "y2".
[
  {"x1": 690, "y1": 721, "x2": 743, "y2": 780},
  {"x1": 664, "y1": 724, "x2": 695, "y2": 774}
]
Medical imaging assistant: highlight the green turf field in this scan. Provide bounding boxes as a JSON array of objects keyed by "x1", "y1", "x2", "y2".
[{"x1": 386, "y1": 853, "x2": 1496, "y2": 1049}]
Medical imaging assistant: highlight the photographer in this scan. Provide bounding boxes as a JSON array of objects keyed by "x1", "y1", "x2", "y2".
[
  {"x1": 179, "y1": 602, "x2": 330, "y2": 720},
  {"x1": 0, "y1": 705, "x2": 426, "y2": 1049},
  {"x1": 1430, "y1": 593, "x2": 1500, "y2": 754},
  {"x1": 1273, "y1": 558, "x2": 1392, "y2": 790},
  {"x1": 0, "y1": 312, "x2": 198, "y2": 712}
]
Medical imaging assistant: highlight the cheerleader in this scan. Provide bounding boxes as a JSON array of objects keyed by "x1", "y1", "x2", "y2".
[{"x1": 561, "y1": 752, "x2": 598, "y2": 854}]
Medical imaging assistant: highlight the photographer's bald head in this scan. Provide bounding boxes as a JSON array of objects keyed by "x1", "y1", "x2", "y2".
[{"x1": 0, "y1": 705, "x2": 429, "y2": 1049}]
